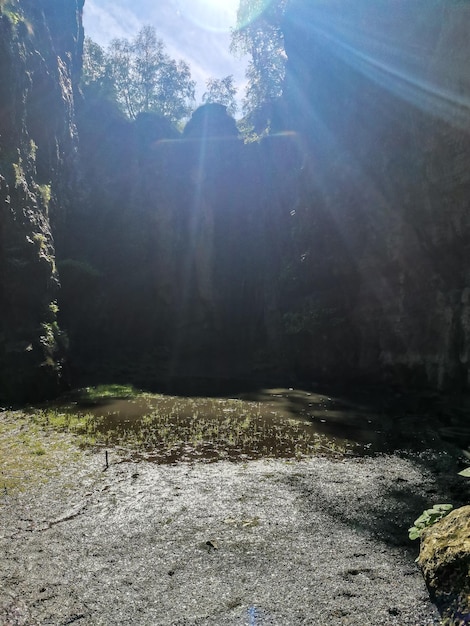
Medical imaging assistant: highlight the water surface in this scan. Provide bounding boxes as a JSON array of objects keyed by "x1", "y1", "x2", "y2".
[{"x1": 56, "y1": 385, "x2": 469, "y2": 463}]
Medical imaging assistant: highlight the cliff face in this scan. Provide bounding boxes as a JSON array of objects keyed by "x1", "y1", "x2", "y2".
[
  {"x1": 65, "y1": 103, "x2": 280, "y2": 386},
  {"x1": 3, "y1": 0, "x2": 469, "y2": 399},
  {"x1": 69, "y1": 0, "x2": 470, "y2": 392},
  {"x1": 0, "y1": 0, "x2": 83, "y2": 401},
  {"x1": 277, "y1": 0, "x2": 470, "y2": 389}
]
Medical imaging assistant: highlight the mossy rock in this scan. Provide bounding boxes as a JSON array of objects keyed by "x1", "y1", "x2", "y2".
[{"x1": 418, "y1": 505, "x2": 470, "y2": 623}]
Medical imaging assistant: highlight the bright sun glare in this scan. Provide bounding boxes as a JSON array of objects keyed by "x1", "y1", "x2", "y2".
[{"x1": 176, "y1": 0, "x2": 240, "y2": 33}]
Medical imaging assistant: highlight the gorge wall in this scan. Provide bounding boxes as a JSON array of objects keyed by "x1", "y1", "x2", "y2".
[
  {"x1": 1, "y1": 0, "x2": 470, "y2": 402},
  {"x1": 277, "y1": 0, "x2": 470, "y2": 389},
  {"x1": 0, "y1": 0, "x2": 83, "y2": 401},
  {"x1": 64, "y1": 102, "x2": 299, "y2": 388}
]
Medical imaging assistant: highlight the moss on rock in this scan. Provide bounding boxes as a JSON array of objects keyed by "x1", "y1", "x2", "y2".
[{"x1": 418, "y1": 505, "x2": 470, "y2": 623}]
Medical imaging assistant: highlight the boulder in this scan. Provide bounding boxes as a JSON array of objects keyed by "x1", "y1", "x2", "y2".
[{"x1": 418, "y1": 505, "x2": 470, "y2": 623}]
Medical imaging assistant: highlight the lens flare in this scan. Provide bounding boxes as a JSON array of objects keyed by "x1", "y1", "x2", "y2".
[
  {"x1": 175, "y1": 0, "x2": 239, "y2": 33},
  {"x1": 236, "y1": 0, "x2": 276, "y2": 29}
]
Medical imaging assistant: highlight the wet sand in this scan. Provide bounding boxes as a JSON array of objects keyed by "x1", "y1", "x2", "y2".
[{"x1": 1, "y1": 445, "x2": 462, "y2": 625}]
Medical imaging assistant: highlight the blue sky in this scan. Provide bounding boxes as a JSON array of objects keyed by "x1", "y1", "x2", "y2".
[{"x1": 83, "y1": 0, "x2": 248, "y2": 106}]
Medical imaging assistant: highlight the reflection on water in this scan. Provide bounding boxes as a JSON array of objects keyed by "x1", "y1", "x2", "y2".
[{"x1": 58, "y1": 385, "x2": 470, "y2": 464}]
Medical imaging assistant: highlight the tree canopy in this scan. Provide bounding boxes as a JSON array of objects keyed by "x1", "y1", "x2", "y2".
[
  {"x1": 81, "y1": 37, "x2": 115, "y2": 101},
  {"x1": 81, "y1": 26, "x2": 196, "y2": 124},
  {"x1": 202, "y1": 75, "x2": 238, "y2": 116},
  {"x1": 231, "y1": 0, "x2": 287, "y2": 134},
  {"x1": 81, "y1": 3, "x2": 290, "y2": 135}
]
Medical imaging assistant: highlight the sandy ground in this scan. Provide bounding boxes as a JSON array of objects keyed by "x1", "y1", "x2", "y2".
[{"x1": 2, "y1": 444, "x2": 463, "y2": 626}]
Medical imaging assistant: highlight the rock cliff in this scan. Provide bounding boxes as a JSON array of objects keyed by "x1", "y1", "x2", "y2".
[
  {"x1": 2, "y1": 0, "x2": 470, "y2": 399},
  {"x1": 277, "y1": 0, "x2": 470, "y2": 389},
  {"x1": 0, "y1": 0, "x2": 83, "y2": 401},
  {"x1": 62, "y1": 0, "x2": 470, "y2": 391}
]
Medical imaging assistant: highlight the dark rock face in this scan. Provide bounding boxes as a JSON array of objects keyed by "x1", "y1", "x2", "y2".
[
  {"x1": 277, "y1": 0, "x2": 470, "y2": 389},
  {"x1": 183, "y1": 104, "x2": 239, "y2": 139},
  {"x1": 68, "y1": 100, "x2": 267, "y2": 385},
  {"x1": 67, "y1": 82, "x2": 311, "y2": 388},
  {"x1": 0, "y1": 0, "x2": 83, "y2": 401}
]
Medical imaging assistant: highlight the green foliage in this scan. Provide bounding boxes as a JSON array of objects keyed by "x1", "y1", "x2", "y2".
[
  {"x1": 39, "y1": 306, "x2": 68, "y2": 366},
  {"x1": 408, "y1": 504, "x2": 454, "y2": 540},
  {"x1": 231, "y1": 0, "x2": 287, "y2": 132},
  {"x1": 32, "y1": 232, "x2": 47, "y2": 250},
  {"x1": 202, "y1": 75, "x2": 238, "y2": 116},
  {"x1": 0, "y1": 0, "x2": 23, "y2": 26},
  {"x1": 30, "y1": 232, "x2": 56, "y2": 270},
  {"x1": 21, "y1": 386, "x2": 353, "y2": 463},
  {"x1": 38, "y1": 183, "x2": 52, "y2": 209},
  {"x1": 40, "y1": 321, "x2": 57, "y2": 348},
  {"x1": 409, "y1": 465, "x2": 469, "y2": 541},
  {"x1": 79, "y1": 384, "x2": 140, "y2": 400},
  {"x1": 0, "y1": 411, "x2": 82, "y2": 493},
  {"x1": 81, "y1": 37, "x2": 115, "y2": 101},
  {"x1": 12, "y1": 158, "x2": 24, "y2": 186},
  {"x1": 28, "y1": 139, "x2": 37, "y2": 161},
  {"x1": 82, "y1": 27, "x2": 196, "y2": 123}
]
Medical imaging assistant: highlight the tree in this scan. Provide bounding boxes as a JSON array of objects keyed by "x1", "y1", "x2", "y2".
[
  {"x1": 202, "y1": 75, "x2": 238, "y2": 116},
  {"x1": 81, "y1": 37, "x2": 115, "y2": 101},
  {"x1": 83, "y1": 26, "x2": 196, "y2": 124},
  {"x1": 107, "y1": 37, "x2": 137, "y2": 118},
  {"x1": 231, "y1": 0, "x2": 287, "y2": 134},
  {"x1": 154, "y1": 56, "x2": 195, "y2": 122},
  {"x1": 108, "y1": 25, "x2": 195, "y2": 122}
]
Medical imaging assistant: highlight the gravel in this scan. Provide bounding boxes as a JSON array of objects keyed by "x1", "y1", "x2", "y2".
[{"x1": 1, "y1": 449, "x2": 455, "y2": 625}]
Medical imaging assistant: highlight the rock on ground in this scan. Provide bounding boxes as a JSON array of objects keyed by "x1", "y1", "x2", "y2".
[{"x1": 418, "y1": 505, "x2": 470, "y2": 623}]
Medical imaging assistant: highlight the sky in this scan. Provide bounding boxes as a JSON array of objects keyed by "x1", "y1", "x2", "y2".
[{"x1": 82, "y1": 0, "x2": 249, "y2": 107}]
